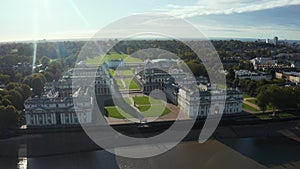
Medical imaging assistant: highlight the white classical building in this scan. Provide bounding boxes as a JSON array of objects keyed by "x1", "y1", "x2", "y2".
[
  {"x1": 24, "y1": 93, "x2": 93, "y2": 126},
  {"x1": 177, "y1": 86, "x2": 243, "y2": 118},
  {"x1": 61, "y1": 63, "x2": 111, "y2": 96},
  {"x1": 250, "y1": 57, "x2": 277, "y2": 70},
  {"x1": 24, "y1": 62, "x2": 112, "y2": 127}
]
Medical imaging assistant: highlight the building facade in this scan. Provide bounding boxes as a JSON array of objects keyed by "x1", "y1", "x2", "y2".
[
  {"x1": 25, "y1": 95, "x2": 92, "y2": 126},
  {"x1": 108, "y1": 59, "x2": 124, "y2": 69},
  {"x1": 234, "y1": 70, "x2": 272, "y2": 81},
  {"x1": 177, "y1": 87, "x2": 243, "y2": 118},
  {"x1": 276, "y1": 71, "x2": 300, "y2": 83}
]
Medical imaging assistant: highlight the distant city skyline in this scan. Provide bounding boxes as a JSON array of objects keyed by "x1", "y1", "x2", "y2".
[{"x1": 1, "y1": 0, "x2": 300, "y2": 42}]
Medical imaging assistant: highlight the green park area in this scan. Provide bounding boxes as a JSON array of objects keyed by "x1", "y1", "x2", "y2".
[
  {"x1": 104, "y1": 97, "x2": 133, "y2": 119},
  {"x1": 138, "y1": 106, "x2": 171, "y2": 117},
  {"x1": 133, "y1": 96, "x2": 171, "y2": 117},
  {"x1": 133, "y1": 96, "x2": 162, "y2": 105},
  {"x1": 105, "y1": 96, "x2": 171, "y2": 119},
  {"x1": 109, "y1": 69, "x2": 115, "y2": 76},
  {"x1": 105, "y1": 106, "x2": 133, "y2": 119},
  {"x1": 243, "y1": 98, "x2": 273, "y2": 112},
  {"x1": 120, "y1": 69, "x2": 134, "y2": 76},
  {"x1": 243, "y1": 103, "x2": 259, "y2": 112},
  {"x1": 243, "y1": 93, "x2": 251, "y2": 98},
  {"x1": 85, "y1": 53, "x2": 143, "y2": 65},
  {"x1": 115, "y1": 78, "x2": 139, "y2": 90}
]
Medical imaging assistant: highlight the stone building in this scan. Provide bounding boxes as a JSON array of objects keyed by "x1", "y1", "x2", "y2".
[{"x1": 24, "y1": 91, "x2": 92, "y2": 127}]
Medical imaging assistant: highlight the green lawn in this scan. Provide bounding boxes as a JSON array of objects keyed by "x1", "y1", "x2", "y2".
[
  {"x1": 104, "y1": 98, "x2": 131, "y2": 106},
  {"x1": 115, "y1": 79, "x2": 125, "y2": 89},
  {"x1": 124, "y1": 78, "x2": 139, "y2": 90},
  {"x1": 243, "y1": 93, "x2": 251, "y2": 98},
  {"x1": 256, "y1": 113, "x2": 295, "y2": 120},
  {"x1": 243, "y1": 103, "x2": 259, "y2": 112},
  {"x1": 115, "y1": 78, "x2": 139, "y2": 90},
  {"x1": 133, "y1": 96, "x2": 162, "y2": 105},
  {"x1": 85, "y1": 56, "x2": 100, "y2": 65},
  {"x1": 109, "y1": 69, "x2": 115, "y2": 76},
  {"x1": 85, "y1": 53, "x2": 143, "y2": 65},
  {"x1": 121, "y1": 69, "x2": 134, "y2": 76},
  {"x1": 247, "y1": 99, "x2": 257, "y2": 104},
  {"x1": 246, "y1": 99, "x2": 273, "y2": 111},
  {"x1": 105, "y1": 106, "x2": 133, "y2": 119},
  {"x1": 137, "y1": 105, "x2": 171, "y2": 117},
  {"x1": 278, "y1": 113, "x2": 295, "y2": 118},
  {"x1": 256, "y1": 114, "x2": 271, "y2": 119}
]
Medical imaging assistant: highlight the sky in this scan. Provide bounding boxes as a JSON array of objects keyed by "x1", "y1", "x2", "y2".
[{"x1": 0, "y1": 0, "x2": 300, "y2": 42}]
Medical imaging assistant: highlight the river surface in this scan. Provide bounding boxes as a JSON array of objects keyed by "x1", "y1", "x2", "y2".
[{"x1": 1, "y1": 137, "x2": 300, "y2": 169}]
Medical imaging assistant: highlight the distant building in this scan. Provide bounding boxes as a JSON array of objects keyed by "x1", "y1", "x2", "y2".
[
  {"x1": 134, "y1": 68, "x2": 171, "y2": 94},
  {"x1": 274, "y1": 36, "x2": 279, "y2": 45},
  {"x1": 234, "y1": 70, "x2": 272, "y2": 81},
  {"x1": 108, "y1": 59, "x2": 124, "y2": 69},
  {"x1": 250, "y1": 57, "x2": 278, "y2": 70},
  {"x1": 276, "y1": 71, "x2": 300, "y2": 83},
  {"x1": 66, "y1": 63, "x2": 111, "y2": 96},
  {"x1": 134, "y1": 59, "x2": 186, "y2": 94},
  {"x1": 162, "y1": 77, "x2": 243, "y2": 118}
]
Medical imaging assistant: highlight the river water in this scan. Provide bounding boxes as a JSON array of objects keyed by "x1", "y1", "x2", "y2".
[{"x1": 1, "y1": 137, "x2": 300, "y2": 169}]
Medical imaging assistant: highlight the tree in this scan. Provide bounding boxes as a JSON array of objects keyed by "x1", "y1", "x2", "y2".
[
  {"x1": 31, "y1": 76, "x2": 45, "y2": 96},
  {"x1": 0, "y1": 74, "x2": 10, "y2": 84},
  {"x1": 226, "y1": 68, "x2": 235, "y2": 81},
  {"x1": 0, "y1": 105, "x2": 20, "y2": 129},
  {"x1": 5, "y1": 90, "x2": 23, "y2": 110},
  {"x1": 267, "y1": 85, "x2": 283, "y2": 115},
  {"x1": 39, "y1": 56, "x2": 50, "y2": 67},
  {"x1": 257, "y1": 90, "x2": 270, "y2": 112},
  {"x1": 23, "y1": 73, "x2": 46, "y2": 97},
  {"x1": 46, "y1": 61, "x2": 63, "y2": 81},
  {"x1": 44, "y1": 72, "x2": 54, "y2": 82},
  {"x1": 246, "y1": 81, "x2": 257, "y2": 96}
]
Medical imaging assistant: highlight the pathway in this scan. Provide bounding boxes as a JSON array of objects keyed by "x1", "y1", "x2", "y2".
[{"x1": 243, "y1": 98, "x2": 261, "y2": 111}]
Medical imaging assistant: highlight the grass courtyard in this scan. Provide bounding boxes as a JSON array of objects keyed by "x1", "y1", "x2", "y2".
[
  {"x1": 115, "y1": 78, "x2": 139, "y2": 90},
  {"x1": 105, "y1": 106, "x2": 133, "y2": 119},
  {"x1": 243, "y1": 103, "x2": 259, "y2": 112},
  {"x1": 105, "y1": 96, "x2": 171, "y2": 119},
  {"x1": 133, "y1": 96, "x2": 162, "y2": 105},
  {"x1": 85, "y1": 53, "x2": 143, "y2": 65}
]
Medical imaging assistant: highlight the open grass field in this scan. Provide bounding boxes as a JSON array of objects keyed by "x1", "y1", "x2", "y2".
[
  {"x1": 105, "y1": 106, "x2": 133, "y2": 119},
  {"x1": 243, "y1": 103, "x2": 259, "y2": 112},
  {"x1": 85, "y1": 53, "x2": 143, "y2": 65},
  {"x1": 243, "y1": 93, "x2": 251, "y2": 98},
  {"x1": 247, "y1": 99, "x2": 257, "y2": 104},
  {"x1": 124, "y1": 78, "x2": 139, "y2": 89},
  {"x1": 115, "y1": 79, "x2": 125, "y2": 89},
  {"x1": 115, "y1": 78, "x2": 139, "y2": 90},
  {"x1": 133, "y1": 96, "x2": 162, "y2": 105},
  {"x1": 137, "y1": 105, "x2": 171, "y2": 117},
  {"x1": 109, "y1": 69, "x2": 115, "y2": 76},
  {"x1": 121, "y1": 69, "x2": 134, "y2": 76},
  {"x1": 246, "y1": 99, "x2": 273, "y2": 111},
  {"x1": 104, "y1": 98, "x2": 132, "y2": 106}
]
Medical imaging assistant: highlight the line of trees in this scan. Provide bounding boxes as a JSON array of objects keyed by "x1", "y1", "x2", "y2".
[{"x1": 257, "y1": 85, "x2": 300, "y2": 112}]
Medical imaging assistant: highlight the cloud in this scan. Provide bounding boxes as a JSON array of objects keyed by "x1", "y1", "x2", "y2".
[{"x1": 159, "y1": 0, "x2": 300, "y2": 18}]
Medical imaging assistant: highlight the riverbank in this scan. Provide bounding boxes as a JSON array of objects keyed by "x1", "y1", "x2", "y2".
[{"x1": 0, "y1": 118, "x2": 299, "y2": 158}]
